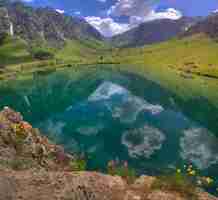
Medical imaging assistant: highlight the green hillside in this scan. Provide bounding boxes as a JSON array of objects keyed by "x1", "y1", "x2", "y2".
[
  {"x1": 114, "y1": 34, "x2": 218, "y2": 78},
  {"x1": 0, "y1": 36, "x2": 33, "y2": 66},
  {"x1": 2, "y1": 33, "x2": 218, "y2": 81},
  {"x1": 0, "y1": 35, "x2": 110, "y2": 70},
  {"x1": 56, "y1": 38, "x2": 110, "y2": 63}
]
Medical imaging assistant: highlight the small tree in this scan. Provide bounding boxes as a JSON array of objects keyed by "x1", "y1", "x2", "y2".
[
  {"x1": 0, "y1": 32, "x2": 8, "y2": 46},
  {"x1": 32, "y1": 50, "x2": 54, "y2": 60},
  {"x1": 99, "y1": 55, "x2": 104, "y2": 62}
]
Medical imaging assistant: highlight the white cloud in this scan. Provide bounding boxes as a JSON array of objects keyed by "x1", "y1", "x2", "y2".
[
  {"x1": 86, "y1": 8, "x2": 182, "y2": 37},
  {"x1": 97, "y1": 0, "x2": 107, "y2": 3},
  {"x1": 55, "y1": 9, "x2": 65, "y2": 14},
  {"x1": 74, "y1": 11, "x2": 81, "y2": 15},
  {"x1": 95, "y1": 0, "x2": 182, "y2": 37},
  {"x1": 212, "y1": 9, "x2": 218, "y2": 13},
  {"x1": 140, "y1": 8, "x2": 182, "y2": 22},
  {"x1": 108, "y1": 0, "x2": 182, "y2": 21},
  {"x1": 108, "y1": 0, "x2": 153, "y2": 17},
  {"x1": 85, "y1": 16, "x2": 129, "y2": 37},
  {"x1": 21, "y1": 0, "x2": 34, "y2": 2}
]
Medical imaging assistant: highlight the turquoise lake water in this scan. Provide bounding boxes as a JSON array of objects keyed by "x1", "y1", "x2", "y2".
[{"x1": 0, "y1": 65, "x2": 218, "y2": 194}]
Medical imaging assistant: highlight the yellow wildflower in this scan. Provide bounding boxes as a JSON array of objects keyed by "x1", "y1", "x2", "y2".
[
  {"x1": 189, "y1": 170, "x2": 196, "y2": 176},
  {"x1": 177, "y1": 169, "x2": 181, "y2": 173},
  {"x1": 205, "y1": 177, "x2": 213, "y2": 185}
]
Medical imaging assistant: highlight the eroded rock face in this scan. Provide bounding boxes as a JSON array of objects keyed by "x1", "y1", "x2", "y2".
[{"x1": 0, "y1": 7, "x2": 11, "y2": 36}]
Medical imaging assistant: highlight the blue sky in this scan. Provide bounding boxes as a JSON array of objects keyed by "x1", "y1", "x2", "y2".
[{"x1": 24, "y1": 0, "x2": 218, "y2": 37}]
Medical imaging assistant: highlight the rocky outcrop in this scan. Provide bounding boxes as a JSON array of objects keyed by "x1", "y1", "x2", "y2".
[
  {"x1": 0, "y1": 169, "x2": 216, "y2": 200},
  {"x1": 0, "y1": 106, "x2": 74, "y2": 171},
  {"x1": 0, "y1": 107, "x2": 217, "y2": 200},
  {"x1": 0, "y1": 7, "x2": 11, "y2": 36}
]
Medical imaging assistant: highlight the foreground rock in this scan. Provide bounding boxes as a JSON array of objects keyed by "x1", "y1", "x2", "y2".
[
  {"x1": 0, "y1": 169, "x2": 216, "y2": 200},
  {"x1": 0, "y1": 107, "x2": 217, "y2": 200},
  {"x1": 0, "y1": 106, "x2": 74, "y2": 171}
]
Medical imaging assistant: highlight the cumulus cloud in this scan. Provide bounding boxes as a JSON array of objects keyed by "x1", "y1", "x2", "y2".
[
  {"x1": 55, "y1": 9, "x2": 65, "y2": 14},
  {"x1": 74, "y1": 11, "x2": 81, "y2": 15},
  {"x1": 107, "y1": 0, "x2": 182, "y2": 20},
  {"x1": 97, "y1": 0, "x2": 107, "y2": 3},
  {"x1": 108, "y1": 0, "x2": 154, "y2": 17},
  {"x1": 212, "y1": 9, "x2": 218, "y2": 13},
  {"x1": 85, "y1": 16, "x2": 129, "y2": 37},
  {"x1": 86, "y1": 7, "x2": 182, "y2": 37},
  {"x1": 85, "y1": 0, "x2": 181, "y2": 37},
  {"x1": 142, "y1": 8, "x2": 182, "y2": 21}
]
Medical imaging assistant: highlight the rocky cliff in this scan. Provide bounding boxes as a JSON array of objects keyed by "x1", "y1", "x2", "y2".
[
  {"x1": 0, "y1": 107, "x2": 217, "y2": 200},
  {"x1": 0, "y1": 7, "x2": 12, "y2": 37}
]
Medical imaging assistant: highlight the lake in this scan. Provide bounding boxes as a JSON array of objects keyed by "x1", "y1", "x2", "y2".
[{"x1": 0, "y1": 65, "x2": 218, "y2": 194}]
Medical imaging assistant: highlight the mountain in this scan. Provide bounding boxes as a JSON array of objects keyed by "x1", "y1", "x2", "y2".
[
  {"x1": 0, "y1": 2, "x2": 103, "y2": 47},
  {"x1": 0, "y1": 1, "x2": 110, "y2": 67},
  {"x1": 182, "y1": 12, "x2": 218, "y2": 39},
  {"x1": 110, "y1": 17, "x2": 199, "y2": 48}
]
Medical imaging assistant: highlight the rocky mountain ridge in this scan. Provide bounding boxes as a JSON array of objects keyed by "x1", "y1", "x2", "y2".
[
  {"x1": 110, "y1": 17, "x2": 200, "y2": 48},
  {"x1": 182, "y1": 13, "x2": 218, "y2": 39},
  {"x1": 0, "y1": 2, "x2": 103, "y2": 47}
]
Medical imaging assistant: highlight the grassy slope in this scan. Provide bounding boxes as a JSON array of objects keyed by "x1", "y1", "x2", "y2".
[
  {"x1": 0, "y1": 37, "x2": 33, "y2": 66},
  {"x1": 105, "y1": 34, "x2": 218, "y2": 109},
  {"x1": 56, "y1": 38, "x2": 110, "y2": 63},
  {"x1": 0, "y1": 38, "x2": 109, "y2": 66},
  {"x1": 2, "y1": 33, "x2": 218, "y2": 82},
  {"x1": 115, "y1": 34, "x2": 218, "y2": 77}
]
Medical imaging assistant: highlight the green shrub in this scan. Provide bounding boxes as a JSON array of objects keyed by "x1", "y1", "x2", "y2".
[
  {"x1": 151, "y1": 173, "x2": 198, "y2": 200},
  {"x1": 10, "y1": 158, "x2": 33, "y2": 170},
  {"x1": 70, "y1": 159, "x2": 87, "y2": 171},
  {"x1": 10, "y1": 158, "x2": 24, "y2": 170},
  {"x1": 32, "y1": 50, "x2": 54, "y2": 60},
  {"x1": 11, "y1": 124, "x2": 28, "y2": 155},
  {"x1": 0, "y1": 33, "x2": 8, "y2": 46},
  {"x1": 14, "y1": 137, "x2": 24, "y2": 155},
  {"x1": 107, "y1": 161, "x2": 136, "y2": 184}
]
